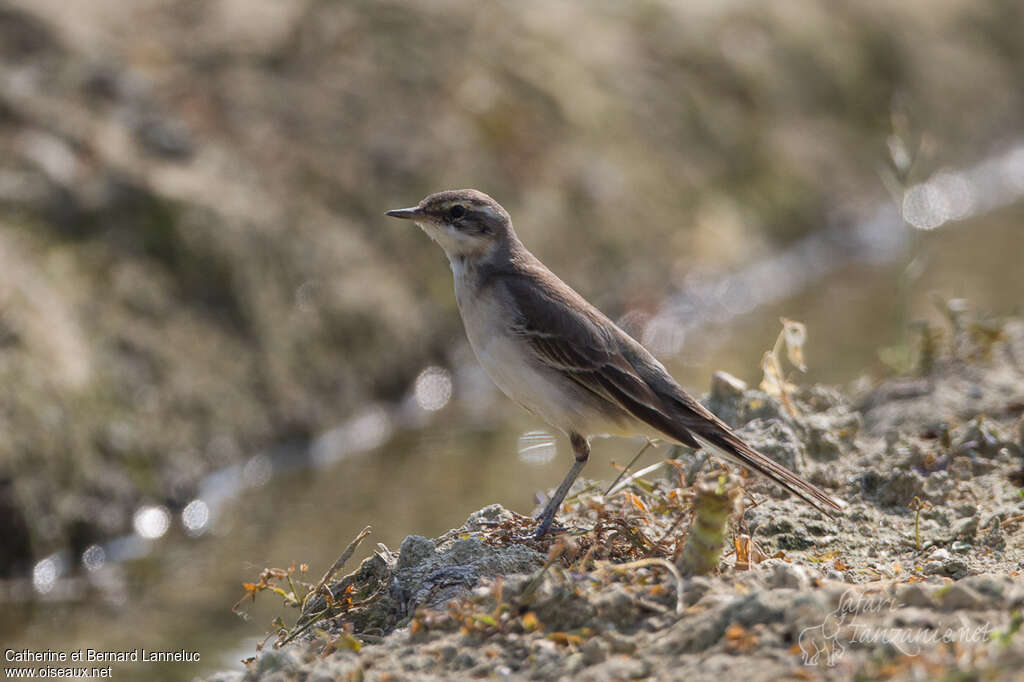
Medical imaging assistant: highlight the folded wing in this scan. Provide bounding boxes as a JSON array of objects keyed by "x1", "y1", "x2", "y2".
[{"x1": 502, "y1": 266, "x2": 845, "y2": 516}]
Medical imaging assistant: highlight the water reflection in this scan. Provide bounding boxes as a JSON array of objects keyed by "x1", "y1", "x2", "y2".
[
  {"x1": 904, "y1": 142, "x2": 1024, "y2": 231},
  {"x1": 413, "y1": 365, "x2": 453, "y2": 412},
  {"x1": 903, "y1": 171, "x2": 974, "y2": 230},
  {"x1": 81, "y1": 545, "x2": 106, "y2": 572},
  {"x1": 182, "y1": 500, "x2": 210, "y2": 537},
  {"x1": 242, "y1": 454, "x2": 273, "y2": 489},
  {"x1": 311, "y1": 405, "x2": 393, "y2": 467},
  {"x1": 133, "y1": 505, "x2": 171, "y2": 540},
  {"x1": 517, "y1": 431, "x2": 557, "y2": 464},
  {"x1": 32, "y1": 554, "x2": 60, "y2": 594}
]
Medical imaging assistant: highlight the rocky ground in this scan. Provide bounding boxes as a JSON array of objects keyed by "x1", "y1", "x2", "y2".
[{"x1": 209, "y1": 319, "x2": 1024, "y2": 681}]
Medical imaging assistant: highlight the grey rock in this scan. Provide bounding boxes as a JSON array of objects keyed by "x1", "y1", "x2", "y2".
[
  {"x1": 737, "y1": 391, "x2": 794, "y2": 427},
  {"x1": 601, "y1": 630, "x2": 637, "y2": 654},
  {"x1": 464, "y1": 503, "x2": 515, "y2": 529},
  {"x1": 952, "y1": 516, "x2": 979, "y2": 540},
  {"x1": 729, "y1": 589, "x2": 790, "y2": 627},
  {"x1": 593, "y1": 583, "x2": 641, "y2": 630},
  {"x1": 981, "y1": 518, "x2": 1006, "y2": 550},
  {"x1": 397, "y1": 535, "x2": 436, "y2": 570},
  {"x1": 922, "y1": 471, "x2": 952, "y2": 499},
  {"x1": 737, "y1": 418, "x2": 806, "y2": 473},
  {"x1": 586, "y1": 655, "x2": 652, "y2": 682},
  {"x1": 580, "y1": 637, "x2": 609, "y2": 665},
  {"x1": 895, "y1": 583, "x2": 934, "y2": 608},
  {"x1": 960, "y1": 575, "x2": 1008, "y2": 602},
  {"x1": 656, "y1": 608, "x2": 730, "y2": 654},
  {"x1": 710, "y1": 370, "x2": 747, "y2": 403},
  {"x1": 804, "y1": 415, "x2": 844, "y2": 461},
  {"x1": 453, "y1": 652, "x2": 476, "y2": 669},
  {"x1": 564, "y1": 651, "x2": 586, "y2": 674},
  {"x1": 955, "y1": 417, "x2": 1004, "y2": 457},
  {"x1": 937, "y1": 583, "x2": 985, "y2": 610},
  {"x1": 306, "y1": 653, "x2": 362, "y2": 682},
  {"x1": 950, "y1": 456, "x2": 974, "y2": 480},
  {"x1": 254, "y1": 649, "x2": 301, "y2": 674},
  {"x1": 134, "y1": 115, "x2": 194, "y2": 160},
  {"x1": 954, "y1": 503, "x2": 980, "y2": 518},
  {"x1": 761, "y1": 560, "x2": 811, "y2": 590},
  {"x1": 875, "y1": 469, "x2": 925, "y2": 507},
  {"x1": 924, "y1": 558, "x2": 969, "y2": 579}
]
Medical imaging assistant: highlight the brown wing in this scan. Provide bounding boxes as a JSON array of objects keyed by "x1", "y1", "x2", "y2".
[
  {"x1": 500, "y1": 261, "x2": 844, "y2": 516},
  {"x1": 501, "y1": 267, "x2": 703, "y2": 449}
]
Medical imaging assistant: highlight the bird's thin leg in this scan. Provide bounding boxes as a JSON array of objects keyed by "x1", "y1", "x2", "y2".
[{"x1": 533, "y1": 433, "x2": 589, "y2": 538}]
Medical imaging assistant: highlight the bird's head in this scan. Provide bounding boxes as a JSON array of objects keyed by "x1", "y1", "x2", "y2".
[{"x1": 386, "y1": 189, "x2": 515, "y2": 260}]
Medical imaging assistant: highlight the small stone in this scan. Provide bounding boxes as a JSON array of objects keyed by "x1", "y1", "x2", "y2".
[
  {"x1": 465, "y1": 504, "x2": 514, "y2": 529},
  {"x1": 710, "y1": 371, "x2": 747, "y2": 402},
  {"x1": 730, "y1": 590, "x2": 789, "y2": 627},
  {"x1": 764, "y1": 561, "x2": 810, "y2": 590},
  {"x1": 683, "y1": 576, "x2": 712, "y2": 606},
  {"x1": 951, "y1": 541, "x2": 972, "y2": 554},
  {"x1": 952, "y1": 516, "x2": 979, "y2": 540},
  {"x1": 737, "y1": 418, "x2": 806, "y2": 473},
  {"x1": 950, "y1": 456, "x2": 974, "y2": 481},
  {"x1": 895, "y1": 583, "x2": 934, "y2": 608},
  {"x1": 593, "y1": 583, "x2": 640, "y2": 629},
  {"x1": 580, "y1": 637, "x2": 609, "y2": 665},
  {"x1": 955, "y1": 416, "x2": 1003, "y2": 457},
  {"x1": 601, "y1": 630, "x2": 637, "y2": 654},
  {"x1": 453, "y1": 652, "x2": 476, "y2": 669},
  {"x1": 256, "y1": 650, "x2": 300, "y2": 674},
  {"x1": 876, "y1": 469, "x2": 925, "y2": 507},
  {"x1": 961, "y1": 575, "x2": 1007, "y2": 602},
  {"x1": 955, "y1": 503, "x2": 979, "y2": 518},
  {"x1": 564, "y1": 652, "x2": 586, "y2": 674},
  {"x1": 930, "y1": 548, "x2": 950, "y2": 561},
  {"x1": 981, "y1": 524, "x2": 1006, "y2": 550},
  {"x1": 805, "y1": 414, "x2": 843, "y2": 461},
  {"x1": 937, "y1": 583, "x2": 984, "y2": 610},
  {"x1": 587, "y1": 656, "x2": 653, "y2": 682},
  {"x1": 922, "y1": 471, "x2": 951, "y2": 499},
  {"x1": 135, "y1": 115, "x2": 194, "y2": 159},
  {"x1": 397, "y1": 535, "x2": 436, "y2": 570},
  {"x1": 971, "y1": 458, "x2": 999, "y2": 475},
  {"x1": 924, "y1": 558, "x2": 969, "y2": 579}
]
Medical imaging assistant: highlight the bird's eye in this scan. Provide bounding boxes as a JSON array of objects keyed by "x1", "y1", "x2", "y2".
[{"x1": 449, "y1": 205, "x2": 466, "y2": 220}]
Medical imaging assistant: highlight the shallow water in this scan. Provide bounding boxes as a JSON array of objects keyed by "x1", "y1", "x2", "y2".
[{"x1": 3, "y1": 197, "x2": 1023, "y2": 680}]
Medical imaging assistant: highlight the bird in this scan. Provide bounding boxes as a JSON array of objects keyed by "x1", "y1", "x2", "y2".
[{"x1": 387, "y1": 189, "x2": 845, "y2": 537}]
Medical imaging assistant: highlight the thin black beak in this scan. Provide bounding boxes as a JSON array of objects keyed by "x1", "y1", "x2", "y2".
[{"x1": 385, "y1": 207, "x2": 422, "y2": 220}]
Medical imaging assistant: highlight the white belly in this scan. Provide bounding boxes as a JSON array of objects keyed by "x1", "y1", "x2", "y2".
[
  {"x1": 451, "y1": 262, "x2": 663, "y2": 441},
  {"x1": 454, "y1": 278, "x2": 589, "y2": 434}
]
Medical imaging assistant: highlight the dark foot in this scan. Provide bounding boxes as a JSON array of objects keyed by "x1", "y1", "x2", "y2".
[
  {"x1": 506, "y1": 516, "x2": 567, "y2": 543},
  {"x1": 532, "y1": 518, "x2": 567, "y2": 538}
]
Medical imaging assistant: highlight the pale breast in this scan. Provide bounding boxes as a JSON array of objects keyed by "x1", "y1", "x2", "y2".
[
  {"x1": 454, "y1": 274, "x2": 586, "y2": 434},
  {"x1": 453, "y1": 272, "x2": 640, "y2": 438}
]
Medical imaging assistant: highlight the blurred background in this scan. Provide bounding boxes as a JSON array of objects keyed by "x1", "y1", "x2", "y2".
[{"x1": 1, "y1": 0, "x2": 1022, "y2": 678}]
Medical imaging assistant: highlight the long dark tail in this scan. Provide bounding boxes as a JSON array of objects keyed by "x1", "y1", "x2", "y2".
[{"x1": 692, "y1": 428, "x2": 846, "y2": 517}]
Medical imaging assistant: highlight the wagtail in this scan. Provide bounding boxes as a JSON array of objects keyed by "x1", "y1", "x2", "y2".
[{"x1": 387, "y1": 189, "x2": 845, "y2": 537}]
